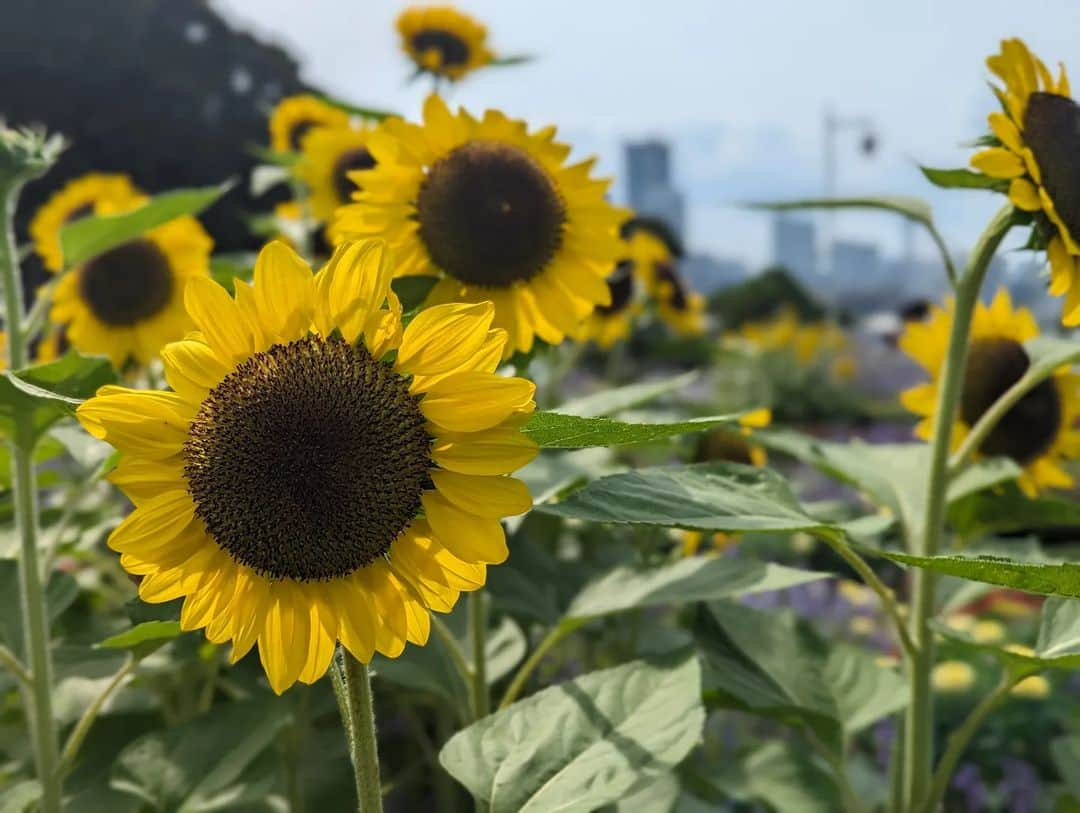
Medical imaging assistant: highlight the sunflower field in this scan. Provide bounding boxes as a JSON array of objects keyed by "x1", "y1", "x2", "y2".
[{"x1": 4, "y1": 4, "x2": 1080, "y2": 812}]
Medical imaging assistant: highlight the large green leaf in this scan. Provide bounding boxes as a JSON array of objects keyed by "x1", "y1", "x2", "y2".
[
  {"x1": 439, "y1": 653, "x2": 703, "y2": 813},
  {"x1": 522, "y1": 412, "x2": 742, "y2": 449},
  {"x1": 694, "y1": 741, "x2": 842, "y2": 812},
  {"x1": 0, "y1": 781, "x2": 41, "y2": 813},
  {"x1": 949, "y1": 482, "x2": 1080, "y2": 539},
  {"x1": 0, "y1": 352, "x2": 116, "y2": 439},
  {"x1": 564, "y1": 557, "x2": 831, "y2": 623},
  {"x1": 920, "y1": 166, "x2": 1007, "y2": 191},
  {"x1": 556, "y1": 372, "x2": 699, "y2": 418},
  {"x1": 110, "y1": 700, "x2": 288, "y2": 812},
  {"x1": 873, "y1": 548, "x2": 1080, "y2": 599},
  {"x1": 60, "y1": 183, "x2": 231, "y2": 268},
  {"x1": 693, "y1": 601, "x2": 906, "y2": 755},
  {"x1": 1052, "y1": 736, "x2": 1080, "y2": 797},
  {"x1": 98, "y1": 621, "x2": 182, "y2": 660},
  {"x1": 537, "y1": 462, "x2": 838, "y2": 534},
  {"x1": 746, "y1": 196, "x2": 934, "y2": 227}
]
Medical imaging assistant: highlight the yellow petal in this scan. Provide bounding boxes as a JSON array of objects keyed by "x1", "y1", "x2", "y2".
[
  {"x1": 431, "y1": 471, "x2": 532, "y2": 517},
  {"x1": 161, "y1": 339, "x2": 230, "y2": 403},
  {"x1": 422, "y1": 492, "x2": 508, "y2": 564},
  {"x1": 77, "y1": 388, "x2": 192, "y2": 459},
  {"x1": 1007, "y1": 178, "x2": 1042, "y2": 212},
  {"x1": 335, "y1": 579, "x2": 377, "y2": 664},
  {"x1": 420, "y1": 372, "x2": 535, "y2": 432},
  {"x1": 431, "y1": 424, "x2": 539, "y2": 475},
  {"x1": 253, "y1": 241, "x2": 315, "y2": 342},
  {"x1": 971, "y1": 147, "x2": 1026, "y2": 179},
  {"x1": 108, "y1": 458, "x2": 186, "y2": 506},
  {"x1": 259, "y1": 583, "x2": 309, "y2": 694},
  {"x1": 298, "y1": 591, "x2": 338, "y2": 685},
  {"x1": 397, "y1": 302, "x2": 493, "y2": 377},
  {"x1": 185, "y1": 277, "x2": 253, "y2": 364},
  {"x1": 314, "y1": 240, "x2": 393, "y2": 342},
  {"x1": 108, "y1": 490, "x2": 194, "y2": 553}
]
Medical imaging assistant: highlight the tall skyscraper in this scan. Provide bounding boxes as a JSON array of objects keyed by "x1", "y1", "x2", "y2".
[
  {"x1": 771, "y1": 215, "x2": 817, "y2": 282},
  {"x1": 624, "y1": 140, "x2": 685, "y2": 238}
]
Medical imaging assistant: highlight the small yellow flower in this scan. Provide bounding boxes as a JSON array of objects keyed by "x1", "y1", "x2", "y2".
[
  {"x1": 396, "y1": 5, "x2": 494, "y2": 81},
  {"x1": 1010, "y1": 674, "x2": 1050, "y2": 699},
  {"x1": 945, "y1": 613, "x2": 977, "y2": 633},
  {"x1": 971, "y1": 620, "x2": 1007, "y2": 645},
  {"x1": 77, "y1": 239, "x2": 538, "y2": 693},
  {"x1": 900, "y1": 288, "x2": 1080, "y2": 496},
  {"x1": 932, "y1": 660, "x2": 976, "y2": 693}
]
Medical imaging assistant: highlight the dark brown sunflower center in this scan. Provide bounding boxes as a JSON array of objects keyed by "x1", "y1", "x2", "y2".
[
  {"x1": 78, "y1": 238, "x2": 173, "y2": 326},
  {"x1": 288, "y1": 118, "x2": 318, "y2": 151},
  {"x1": 595, "y1": 261, "x2": 635, "y2": 316},
  {"x1": 416, "y1": 141, "x2": 566, "y2": 288},
  {"x1": 694, "y1": 428, "x2": 754, "y2": 465},
  {"x1": 183, "y1": 336, "x2": 432, "y2": 582},
  {"x1": 411, "y1": 29, "x2": 470, "y2": 67},
  {"x1": 960, "y1": 337, "x2": 1061, "y2": 464},
  {"x1": 332, "y1": 148, "x2": 376, "y2": 205},
  {"x1": 1023, "y1": 92, "x2": 1080, "y2": 242},
  {"x1": 654, "y1": 261, "x2": 689, "y2": 310}
]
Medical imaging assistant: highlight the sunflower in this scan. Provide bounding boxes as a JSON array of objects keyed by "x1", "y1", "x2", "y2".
[
  {"x1": 577, "y1": 261, "x2": 640, "y2": 349},
  {"x1": 268, "y1": 94, "x2": 350, "y2": 154},
  {"x1": 732, "y1": 307, "x2": 846, "y2": 364},
  {"x1": 50, "y1": 204, "x2": 214, "y2": 368},
  {"x1": 294, "y1": 123, "x2": 376, "y2": 223},
  {"x1": 333, "y1": 95, "x2": 627, "y2": 358},
  {"x1": 680, "y1": 531, "x2": 736, "y2": 557},
  {"x1": 620, "y1": 216, "x2": 683, "y2": 295},
  {"x1": 396, "y1": 6, "x2": 494, "y2": 81},
  {"x1": 76, "y1": 239, "x2": 538, "y2": 694},
  {"x1": 693, "y1": 408, "x2": 772, "y2": 468},
  {"x1": 29, "y1": 173, "x2": 143, "y2": 272},
  {"x1": 900, "y1": 288, "x2": 1080, "y2": 496},
  {"x1": 971, "y1": 39, "x2": 1080, "y2": 325},
  {"x1": 653, "y1": 260, "x2": 706, "y2": 337}
]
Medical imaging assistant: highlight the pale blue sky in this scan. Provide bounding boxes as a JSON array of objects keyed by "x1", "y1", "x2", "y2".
[{"x1": 217, "y1": 0, "x2": 1080, "y2": 269}]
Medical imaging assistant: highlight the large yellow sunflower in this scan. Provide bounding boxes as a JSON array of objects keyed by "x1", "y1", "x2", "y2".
[
  {"x1": 50, "y1": 203, "x2": 213, "y2": 369},
  {"x1": 294, "y1": 123, "x2": 376, "y2": 223},
  {"x1": 268, "y1": 94, "x2": 350, "y2": 154},
  {"x1": 900, "y1": 288, "x2": 1080, "y2": 496},
  {"x1": 396, "y1": 6, "x2": 494, "y2": 81},
  {"x1": 30, "y1": 173, "x2": 143, "y2": 272},
  {"x1": 333, "y1": 95, "x2": 627, "y2": 358},
  {"x1": 76, "y1": 239, "x2": 538, "y2": 694},
  {"x1": 971, "y1": 39, "x2": 1080, "y2": 325}
]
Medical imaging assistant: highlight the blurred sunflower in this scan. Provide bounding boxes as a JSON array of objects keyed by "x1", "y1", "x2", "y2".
[
  {"x1": 333, "y1": 95, "x2": 626, "y2": 358},
  {"x1": 77, "y1": 240, "x2": 537, "y2": 694},
  {"x1": 620, "y1": 216, "x2": 683, "y2": 295},
  {"x1": 49, "y1": 202, "x2": 213, "y2": 369},
  {"x1": 653, "y1": 260, "x2": 706, "y2": 337},
  {"x1": 971, "y1": 39, "x2": 1080, "y2": 325},
  {"x1": 268, "y1": 94, "x2": 350, "y2": 153},
  {"x1": 900, "y1": 288, "x2": 1080, "y2": 495},
  {"x1": 29, "y1": 173, "x2": 142, "y2": 272},
  {"x1": 577, "y1": 261, "x2": 640, "y2": 349},
  {"x1": 396, "y1": 6, "x2": 493, "y2": 81},
  {"x1": 294, "y1": 123, "x2": 376, "y2": 223},
  {"x1": 732, "y1": 307, "x2": 848, "y2": 365}
]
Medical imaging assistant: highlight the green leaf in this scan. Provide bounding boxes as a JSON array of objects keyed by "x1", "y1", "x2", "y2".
[
  {"x1": 391, "y1": 275, "x2": 439, "y2": 311},
  {"x1": 0, "y1": 352, "x2": 116, "y2": 439},
  {"x1": 537, "y1": 462, "x2": 838, "y2": 534},
  {"x1": 564, "y1": 557, "x2": 831, "y2": 623},
  {"x1": 872, "y1": 548, "x2": 1080, "y2": 599},
  {"x1": 98, "y1": 621, "x2": 182, "y2": 660},
  {"x1": 439, "y1": 653, "x2": 704, "y2": 812},
  {"x1": 692, "y1": 601, "x2": 907, "y2": 754},
  {"x1": 920, "y1": 166, "x2": 1007, "y2": 191},
  {"x1": 490, "y1": 54, "x2": 535, "y2": 67},
  {"x1": 556, "y1": 372, "x2": 700, "y2": 418},
  {"x1": 745, "y1": 196, "x2": 934, "y2": 227},
  {"x1": 59, "y1": 183, "x2": 232, "y2": 268},
  {"x1": 522, "y1": 412, "x2": 742, "y2": 449},
  {"x1": 110, "y1": 700, "x2": 288, "y2": 812},
  {"x1": 486, "y1": 616, "x2": 527, "y2": 684},
  {"x1": 1052, "y1": 736, "x2": 1080, "y2": 797},
  {"x1": 695, "y1": 741, "x2": 843, "y2": 812},
  {"x1": 0, "y1": 781, "x2": 41, "y2": 813},
  {"x1": 949, "y1": 482, "x2": 1080, "y2": 539}
]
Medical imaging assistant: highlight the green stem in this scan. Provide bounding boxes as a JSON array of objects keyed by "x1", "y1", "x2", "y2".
[
  {"x1": 0, "y1": 643, "x2": 30, "y2": 687},
  {"x1": 924, "y1": 223, "x2": 958, "y2": 289},
  {"x1": 468, "y1": 592, "x2": 489, "y2": 720},
  {"x1": 2, "y1": 177, "x2": 62, "y2": 813},
  {"x1": 431, "y1": 614, "x2": 473, "y2": 712},
  {"x1": 498, "y1": 623, "x2": 576, "y2": 710},
  {"x1": 57, "y1": 655, "x2": 135, "y2": 776},
  {"x1": 901, "y1": 204, "x2": 1015, "y2": 809},
  {"x1": 918, "y1": 675, "x2": 1015, "y2": 813},
  {"x1": 284, "y1": 684, "x2": 310, "y2": 813},
  {"x1": 337, "y1": 651, "x2": 383, "y2": 813}
]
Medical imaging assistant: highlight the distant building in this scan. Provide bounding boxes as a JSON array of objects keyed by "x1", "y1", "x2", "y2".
[
  {"x1": 682, "y1": 253, "x2": 747, "y2": 294},
  {"x1": 625, "y1": 140, "x2": 685, "y2": 238},
  {"x1": 828, "y1": 239, "x2": 896, "y2": 312},
  {"x1": 771, "y1": 216, "x2": 816, "y2": 283}
]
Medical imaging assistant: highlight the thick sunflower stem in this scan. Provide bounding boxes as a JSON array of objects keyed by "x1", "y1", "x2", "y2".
[
  {"x1": 901, "y1": 204, "x2": 1015, "y2": 810},
  {"x1": 469, "y1": 591, "x2": 489, "y2": 720},
  {"x1": 336, "y1": 652, "x2": 383, "y2": 813},
  {"x1": 0, "y1": 177, "x2": 62, "y2": 813}
]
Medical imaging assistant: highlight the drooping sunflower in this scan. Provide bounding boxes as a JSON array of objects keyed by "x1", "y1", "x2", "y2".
[
  {"x1": 294, "y1": 123, "x2": 376, "y2": 223},
  {"x1": 268, "y1": 94, "x2": 350, "y2": 154},
  {"x1": 900, "y1": 288, "x2": 1080, "y2": 496},
  {"x1": 971, "y1": 39, "x2": 1080, "y2": 325},
  {"x1": 29, "y1": 173, "x2": 143, "y2": 272},
  {"x1": 333, "y1": 95, "x2": 627, "y2": 358},
  {"x1": 49, "y1": 204, "x2": 213, "y2": 369},
  {"x1": 396, "y1": 6, "x2": 494, "y2": 81},
  {"x1": 77, "y1": 240, "x2": 538, "y2": 694}
]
